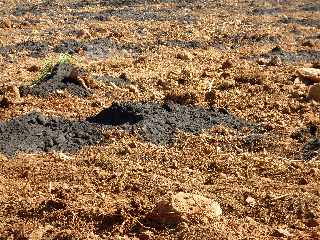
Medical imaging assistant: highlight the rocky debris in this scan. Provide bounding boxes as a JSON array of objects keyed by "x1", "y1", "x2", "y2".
[
  {"x1": 88, "y1": 101, "x2": 251, "y2": 145},
  {"x1": 298, "y1": 68, "x2": 320, "y2": 83},
  {"x1": 19, "y1": 63, "x2": 91, "y2": 98},
  {"x1": 0, "y1": 85, "x2": 22, "y2": 108},
  {"x1": 146, "y1": 192, "x2": 222, "y2": 227},
  {"x1": 0, "y1": 112, "x2": 103, "y2": 157},
  {"x1": 308, "y1": 83, "x2": 320, "y2": 102}
]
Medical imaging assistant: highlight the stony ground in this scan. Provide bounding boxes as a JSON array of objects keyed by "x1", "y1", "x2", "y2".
[{"x1": 0, "y1": 0, "x2": 319, "y2": 239}]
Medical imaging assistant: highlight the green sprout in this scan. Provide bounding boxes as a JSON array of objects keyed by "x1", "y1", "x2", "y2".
[
  {"x1": 58, "y1": 53, "x2": 74, "y2": 64},
  {"x1": 36, "y1": 59, "x2": 54, "y2": 83},
  {"x1": 35, "y1": 53, "x2": 77, "y2": 83}
]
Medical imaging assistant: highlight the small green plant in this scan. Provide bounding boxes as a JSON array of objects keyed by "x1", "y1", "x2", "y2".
[
  {"x1": 58, "y1": 53, "x2": 74, "y2": 64},
  {"x1": 35, "y1": 53, "x2": 77, "y2": 83},
  {"x1": 37, "y1": 59, "x2": 54, "y2": 83}
]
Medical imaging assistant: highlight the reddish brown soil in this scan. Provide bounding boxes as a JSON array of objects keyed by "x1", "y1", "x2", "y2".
[{"x1": 0, "y1": 0, "x2": 319, "y2": 239}]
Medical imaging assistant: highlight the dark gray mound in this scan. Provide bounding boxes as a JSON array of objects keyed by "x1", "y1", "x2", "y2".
[
  {"x1": 88, "y1": 101, "x2": 251, "y2": 145},
  {"x1": 19, "y1": 63, "x2": 92, "y2": 98},
  {"x1": 303, "y1": 139, "x2": 320, "y2": 161},
  {"x1": 0, "y1": 112, "x2": 103, "y2": 156}
]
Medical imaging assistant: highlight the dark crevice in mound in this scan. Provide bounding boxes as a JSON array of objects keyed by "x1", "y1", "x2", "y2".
[
  {"x1": 0, "y1": 112, "x2": 102, "y2": 157},
  {"x1": 88, "y1": 101, "x2": 253, "y2": 145},
  {"x1": 19, "y1": 63, "x2": 91, "y2": 98}
]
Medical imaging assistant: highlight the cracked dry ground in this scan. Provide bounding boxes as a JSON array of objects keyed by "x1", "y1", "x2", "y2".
[{"x1": 0, "y1": 0, "x2": 320, "y2": 239}]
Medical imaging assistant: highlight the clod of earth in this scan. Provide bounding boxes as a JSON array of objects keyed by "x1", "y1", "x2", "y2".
[
  {"x1": 0, "y1": 112, "x2": 103, "y2": 157},
  {"x1": 0, "y1": 85, "x2": 21, "y2": 108},
  {"x1": 298, "y1": 68, "x2": 320, "y2": 83},
  {"x1": 145, "y1": 192, "x2": 222, "y2": 228},
  {"x1": 308, "y1": 83, "x2": 320, "y2": 102},
  {"x1": 19, "y1": 63, "x2": 91, "y2": 98},
  {"x1": 87, "y1": 101, "x2": 252, "y2": 145}
]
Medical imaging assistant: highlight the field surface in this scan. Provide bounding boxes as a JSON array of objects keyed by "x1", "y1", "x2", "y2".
[{"x1": 0, "y1": 0, "x2": 319, "y2": 239}]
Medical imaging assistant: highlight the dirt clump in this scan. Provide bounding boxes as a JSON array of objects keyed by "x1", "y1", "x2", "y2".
[
  {"x1": 19, "y1": 63, "x2": 91, "y2": 98},
  {"x1": 0, "y1": 112, "x2": 103, "y2": 156}
]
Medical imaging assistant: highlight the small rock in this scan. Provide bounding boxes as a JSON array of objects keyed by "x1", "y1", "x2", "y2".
[
  {"x1": 297, "y1": 68, "x2": 320, "y2": 83},
  {"x1": 293, "y1": 78, "x2": 302, "y2": 85},
  {"x1": 147, "y1": 192, "x2": 222, "y2": 226},
  {"x1": 272, "y1": 228, "x2": 293, "y2": 238},
  {"x1": 245, "y1": 196, "x2": 256, "y2": 207},
  {"x1": 176, "y1": 51, "x2": 193, "y2": 61},
  {"x1": 308, "y1": 83, "x2": 320, "y2": 102},
  {"x1": 127, "y1": 85, "x2": 139, "y2": 94}
]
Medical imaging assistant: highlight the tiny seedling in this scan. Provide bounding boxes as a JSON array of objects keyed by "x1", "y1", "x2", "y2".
[
  {"x1": 36, "y1": 59, "x2": 54, "y2": 83},
  {"x1": 35, "y1": 53, "x2": 77, "y2": 83}
]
